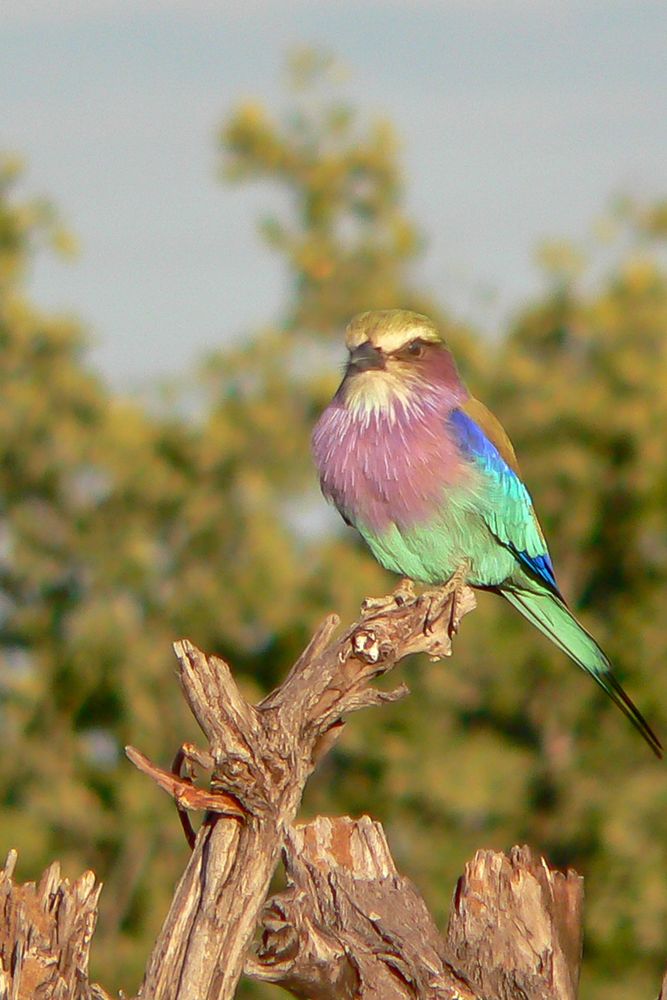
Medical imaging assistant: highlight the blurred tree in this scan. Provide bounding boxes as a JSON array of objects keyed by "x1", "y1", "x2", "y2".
[
  {"x1": 1, "y1": 53, "x2": 666, "y2": 1000},
  {"x1": 0, "y1": 154, "x2": 193, "y2": 987}
]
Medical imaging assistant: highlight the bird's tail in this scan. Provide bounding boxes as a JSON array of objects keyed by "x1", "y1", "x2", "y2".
[{"x1": 503, "y1": 586, "x2": 662, "y2": 758}]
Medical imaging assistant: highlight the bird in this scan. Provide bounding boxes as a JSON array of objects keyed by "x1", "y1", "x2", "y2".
[{"x1": 311, "y1": 309, "x2": 662, "y2": 758}]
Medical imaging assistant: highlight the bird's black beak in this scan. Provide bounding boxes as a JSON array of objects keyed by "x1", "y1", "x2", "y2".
[{"x1": 347, "y1": 341, "x2": 385, "y2": 372}]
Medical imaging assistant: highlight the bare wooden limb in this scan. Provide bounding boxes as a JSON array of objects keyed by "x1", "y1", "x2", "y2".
[
  {"x1": 445, "y1": 846, "x2": 584, "y2": 1000},
  {"x1": 132, "y1": 582, "x2": 476, "y2": 1000},
  {"x1": 0, "y1": 581, "x2": 595, "y2": 1000},
  {"x1": 248, "y1": 820, "x2": 585, "y2": 1000},
  {"x1": 0, "y1": 849, "x2": 108, "y2": 1000},
  {"x1": 246, "y1": 815, "x2": 480, "y2": 1000}
]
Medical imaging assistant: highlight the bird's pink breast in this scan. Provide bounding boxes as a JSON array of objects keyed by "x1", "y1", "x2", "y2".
[{"x1": 312, "y1": 393, "x2": 468, "y2": 533}]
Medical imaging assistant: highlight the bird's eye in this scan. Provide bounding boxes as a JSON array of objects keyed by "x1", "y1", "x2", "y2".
[{"x1": 406, "y1": 339, "x2": 424, "y2": 357}]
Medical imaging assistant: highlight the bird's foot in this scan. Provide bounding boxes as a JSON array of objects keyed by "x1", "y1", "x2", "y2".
[
  {"x1": 423, "y1": 564, "x2": 470, "y2": 638},
  {"x1": 361, "y1": 578, "x2": 416, "y2": 616}
]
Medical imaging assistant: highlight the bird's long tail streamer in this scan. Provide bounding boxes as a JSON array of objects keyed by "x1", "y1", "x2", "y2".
[{"x1": 503, "y1": 587, "x2": 662, "y2": 758}]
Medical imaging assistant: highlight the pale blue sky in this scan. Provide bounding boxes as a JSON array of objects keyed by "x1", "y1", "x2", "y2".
[{"x1": 3, "y1": 1, "x2": 666, "y2": 386}]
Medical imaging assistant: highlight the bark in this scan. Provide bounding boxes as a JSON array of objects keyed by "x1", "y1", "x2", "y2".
[
  {"x1": 659, "y1": 969, "x2": 667, "y2": 1000},
  {"x1": 445, "y1": 846, "x2": 584, "y2": 1000},
  {"x1": 246, "y1": 815, "x2": 480, "y2": 1000},
  {"x1": 247, "y1": 817, "x2": 584, "y2": 1000},
  {"x1": 0, "y1": 849, "x2": 108, "y2": 1000}
]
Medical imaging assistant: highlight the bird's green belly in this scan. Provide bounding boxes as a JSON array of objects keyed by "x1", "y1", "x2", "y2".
[{"x1": 357, "y1": 493, "x2": 516, "y2": 588}]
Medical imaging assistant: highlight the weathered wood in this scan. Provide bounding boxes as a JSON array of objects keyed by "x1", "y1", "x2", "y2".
[
  {"x1": 131, "y1": 582, "x2": 476, "y2": 1000},
  {"x1": 246, "y1": 815, "x2": 480, "y2": 1000},
  {"x1": 445, "y1": 846, "x2": 584, "y2": 1000},
  {"x1": 0, "y1": 580, "x2": 602, "y2": 1000},
  {"x1": 247, "y1": 817, "x2": 585, "y2": 1000},
  {"x1": 0, "y1": 849, "x2": 108, "y2": 1000}
]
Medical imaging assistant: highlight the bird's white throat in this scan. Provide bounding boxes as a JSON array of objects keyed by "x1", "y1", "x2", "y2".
[{"x1": 343, "y1": 369, "x2": 423, "y2": 422}]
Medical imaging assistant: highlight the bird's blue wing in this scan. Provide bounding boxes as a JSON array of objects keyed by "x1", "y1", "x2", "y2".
[
  {"x1": 450, "y1": 400, "x2": 662, "y2": 758},
  {"x1": 449, "y1": 400, "x2": 561, "y2": 596}
]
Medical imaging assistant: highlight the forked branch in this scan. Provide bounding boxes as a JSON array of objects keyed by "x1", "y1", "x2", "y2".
[
  {"x1": 0, "y1": 579, "x2": 605, "y2": 999},
  {"x1": 128, "y1": 580, "x2": 476, "y2": 1000}
]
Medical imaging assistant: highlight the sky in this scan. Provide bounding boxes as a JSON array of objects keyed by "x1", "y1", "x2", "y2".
[{"x1": 3, "y1": 0, "x2": 666, "y2": 387}]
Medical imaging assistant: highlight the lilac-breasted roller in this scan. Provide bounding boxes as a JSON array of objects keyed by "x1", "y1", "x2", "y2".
[{"x1": 312, "y1": 309, "x2": 662, "y2": 757}]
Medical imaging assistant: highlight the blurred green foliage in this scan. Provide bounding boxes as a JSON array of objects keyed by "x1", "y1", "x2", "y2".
[{"x1": 1, "y1": 56, "x2": 666, "y2": 998}]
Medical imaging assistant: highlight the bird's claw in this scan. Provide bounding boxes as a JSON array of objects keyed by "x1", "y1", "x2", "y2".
[
  {"x1": 361, "y1": 569, "x2": 470, "y2": 643},
  {"x1": 422, "y1": 564, "x2": 470, "y2": 638},
  {"x1": 448, "y1": 584, "x2": 466, "y2": 636},
  {"x1": 422, "y1": 590, "x2": 447, "y2": 635}
]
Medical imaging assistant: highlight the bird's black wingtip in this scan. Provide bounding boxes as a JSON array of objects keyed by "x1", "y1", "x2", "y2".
[
  {"x1": 650, "y1": 732, "x2": 664, "y2": 761},
  {"x1": 606, "y1": 670, "x2": 663, "y2": 760},
  {"x1": 645, "y1": 729, "x2": 663, "y2": 760}
]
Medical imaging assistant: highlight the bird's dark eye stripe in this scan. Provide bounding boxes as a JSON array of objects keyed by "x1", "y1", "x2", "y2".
[{"x1": 393, "y1": 338, "x2": 427, "y2": 357}]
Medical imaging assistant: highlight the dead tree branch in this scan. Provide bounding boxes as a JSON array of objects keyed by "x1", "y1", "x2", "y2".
[
  {"x1": 0, "y1": 581, "x2": 606, "y2": 999},
  {"x1": 129, "y1": 582, "x2": 476, "y2": 1000},
  {"x1": 247, "y1": 817, "x2": 584, "y2": 1000}
]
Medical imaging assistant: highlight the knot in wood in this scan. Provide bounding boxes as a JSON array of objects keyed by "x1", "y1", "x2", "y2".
[{"x1": 350, "y1": 627, "x2": 384, "y2": 664}]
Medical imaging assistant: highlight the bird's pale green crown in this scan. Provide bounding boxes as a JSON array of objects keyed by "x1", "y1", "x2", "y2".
[{"x1": 345, "y1": 309, "x2": 443, "y2": 354}]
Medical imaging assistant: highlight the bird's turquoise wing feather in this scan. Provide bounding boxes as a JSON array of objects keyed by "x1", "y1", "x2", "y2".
[
  {"x1": 450, "y1": 399, "x2": 561, "y2": 595},
  {"x1": 449, "y1": 397, "x2": 662, "y2": 758}
]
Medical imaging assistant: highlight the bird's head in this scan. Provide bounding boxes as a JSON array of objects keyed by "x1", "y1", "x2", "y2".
[{"x1": 338, "y1": 310, "x2": 463, "y2": 416}]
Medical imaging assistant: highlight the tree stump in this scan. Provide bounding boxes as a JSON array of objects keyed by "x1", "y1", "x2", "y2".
[{"x1": 0, "y1": 849, "x2": 107, "y2": 1000}]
